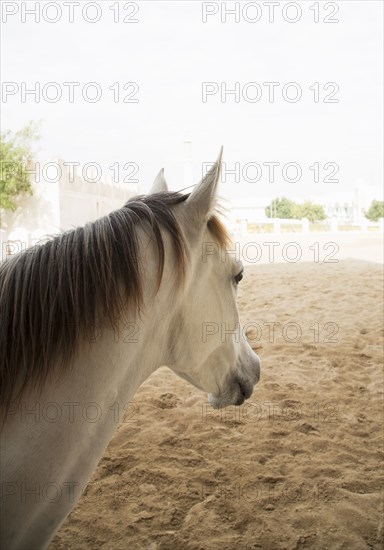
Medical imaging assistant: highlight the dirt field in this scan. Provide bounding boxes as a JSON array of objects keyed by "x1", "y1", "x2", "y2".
[{"x1": 50, "y1": 259, "x2": 383, "y2": 550}]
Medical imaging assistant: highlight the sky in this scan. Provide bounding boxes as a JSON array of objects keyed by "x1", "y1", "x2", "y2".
[{"x1": 1, "y1": 0, "x2": 383, "y2": 202}]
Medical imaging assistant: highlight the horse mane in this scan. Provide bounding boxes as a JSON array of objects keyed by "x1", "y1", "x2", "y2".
[{"x1": 0, "y1": 191, "x2": 229, "y2": 419}]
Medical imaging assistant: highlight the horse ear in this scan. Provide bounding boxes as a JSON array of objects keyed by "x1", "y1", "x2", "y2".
[
  {"x1": 185, "y1": 147, "x2": 223, "y2": 221},
  {"x1": 150, "y1": 168, "x2": 168, "y2": 193}
]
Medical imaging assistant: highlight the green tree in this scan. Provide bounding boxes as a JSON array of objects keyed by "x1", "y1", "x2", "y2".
[
  {"x1": 265, "y1": 197, "x2": 296, "y2": 219},
  {"x1": 0, "y1": 122, "x2": 40, "y2": 212},
  {"x1": 365, "y1": 200, "x2": 384, "y2": 222},
  {"x1": 298, "y1": 201, "x2": 326, "y2": 223},
  {"x1": 291, "y1": 202, "x2": 303, "y2": 219},
  {"x1": 266, "y1": 197, "x2": 326, "y2": 222}
]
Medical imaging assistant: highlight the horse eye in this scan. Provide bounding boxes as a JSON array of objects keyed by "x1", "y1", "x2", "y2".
[{"x1": 234, "y1": 270, "x2": 244, "y2": 284}]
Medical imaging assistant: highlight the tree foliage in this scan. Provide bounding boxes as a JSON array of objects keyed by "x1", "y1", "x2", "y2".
[
  {"x1": 365, "y1": 200, "x2": 384, "y2": 222},
  {"x1": 0, "y1": 122, "x2": 40, "y2": 212},
  {"x1": 265, "y1": 197, "x2": 326, "y2": 222},
  {"x1": 265, "y1": 197, "x2": 295, "y2": 219},
  {"x1": 295, "y1": 201, "x2": 326, "y2": 223}
]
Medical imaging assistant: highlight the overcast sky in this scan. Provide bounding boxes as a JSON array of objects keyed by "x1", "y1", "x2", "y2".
[{"x1": 1, "y1": 0, "x2": 382, "y2": 201}]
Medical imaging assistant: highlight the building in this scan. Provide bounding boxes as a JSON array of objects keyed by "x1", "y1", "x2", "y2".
[{"x1": 1, "y1": 159, "x2": 138, "y2": 259}]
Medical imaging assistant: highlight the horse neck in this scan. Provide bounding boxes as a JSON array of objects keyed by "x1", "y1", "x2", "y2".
[
  {"x1": 0, "y1": 298, "x2": 172, "y2": 549},
  {"x1": 1, "y1": 224, "x2": 184, "y2": 549}
]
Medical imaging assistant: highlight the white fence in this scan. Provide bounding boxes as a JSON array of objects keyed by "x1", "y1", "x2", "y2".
[{"x1": 228, "y1": 217, "x2": 384, "y2": 236}]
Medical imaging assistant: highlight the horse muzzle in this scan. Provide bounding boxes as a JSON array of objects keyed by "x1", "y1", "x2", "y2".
[{"x1": 208, "y1": 354, "x2": 261, "y2": 409}]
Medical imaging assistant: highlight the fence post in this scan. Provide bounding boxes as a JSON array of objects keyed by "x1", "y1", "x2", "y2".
[
  {"x1": 302, "y1": 217, "x2": 309, "y2": 234},
  {"x1": 273, "y1": 218, "x2": 281, "y2": 234},
  {"x1": 361, "y1": 217, "x2": 368, "y2": 232}
]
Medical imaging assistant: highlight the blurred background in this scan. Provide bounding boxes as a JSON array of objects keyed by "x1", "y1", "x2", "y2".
[{"x1": 1, "y1": 0, "x2": 383, "y2": 262}]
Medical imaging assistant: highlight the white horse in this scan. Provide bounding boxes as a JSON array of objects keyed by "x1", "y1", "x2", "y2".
[{"x1": 0, "y1": 149, "x2": 260, "y2": 549}]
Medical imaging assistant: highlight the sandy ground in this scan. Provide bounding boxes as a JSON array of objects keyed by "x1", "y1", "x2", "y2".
[{"x1": 50, "y1": 259, "x2": 383, "y2": 550}]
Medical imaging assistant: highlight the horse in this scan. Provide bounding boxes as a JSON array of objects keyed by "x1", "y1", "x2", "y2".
[{"x1": 0, "y1": 148, "x2": 260, "y2": 549}]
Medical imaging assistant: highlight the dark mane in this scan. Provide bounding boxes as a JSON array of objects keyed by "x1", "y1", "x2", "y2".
[{"x1": 0, "y1": 192, "x2": 229, "y2": 418}]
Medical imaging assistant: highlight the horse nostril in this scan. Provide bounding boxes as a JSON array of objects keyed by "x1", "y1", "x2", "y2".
[
  {"x1": 238, "y1": 380, "x2": 253, "y2": 399},
  {"x1": 235, "y1": 393, "x2": 246, "y2": 406}
]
